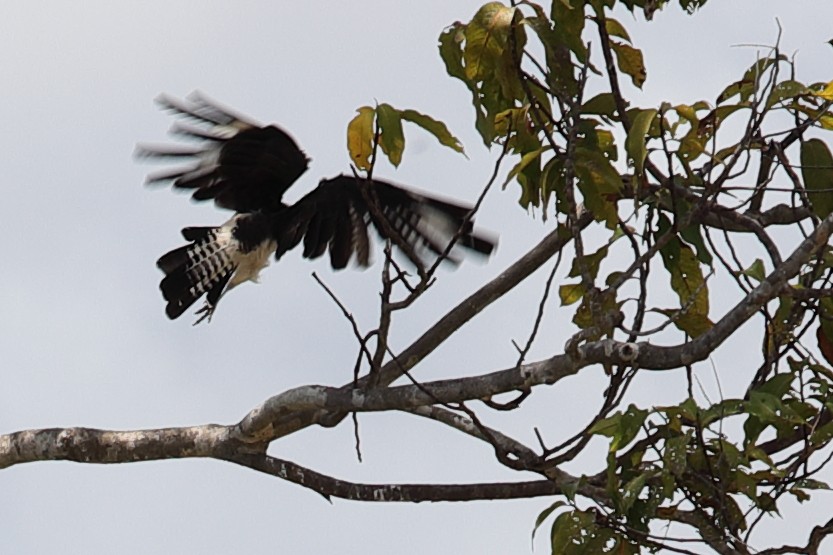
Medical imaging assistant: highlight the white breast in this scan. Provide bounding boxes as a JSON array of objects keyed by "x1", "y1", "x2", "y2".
[{"x1": 229, "y1": 238, "x2": 278, "y2": 289}]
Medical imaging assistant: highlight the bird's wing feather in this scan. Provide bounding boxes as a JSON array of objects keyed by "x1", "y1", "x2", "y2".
[
  {"x1": 136, "y1": 92, "x2": 309, "y2": 212},
  {"x1": 272, "y1": 175, "x2": 496, "y2": 270}
]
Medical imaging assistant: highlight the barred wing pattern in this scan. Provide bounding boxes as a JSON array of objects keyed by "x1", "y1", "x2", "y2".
[{"x1": 138, "y1": 93, "x2": 496, "y2": 323}]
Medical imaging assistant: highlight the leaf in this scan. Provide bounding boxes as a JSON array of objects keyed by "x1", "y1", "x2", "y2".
[
  {"x1": 814, "y1": 80, "x2": 833, "y2": 100},
  {"x1": 574, "y1": 146, "x2": 623, "y2": 227},
  {"x1": 626, "y1": 109, "x2": 658, "y2": 176},
  {"x1": 611, "y1": 41, "x2": 646, "y2": 88},
  {"x1": 663, "y1": 433, "x2": 690, "y2": 477},
  {"x1": 346, "y1": 106, "x2": 376, "y2": 171},
  {"x1": 549, "y1": 510, "x2": 632, "y2": 554},
  {"x1": 819, "y1": 297, "x2": 833, "y2": 341},
  {"x1": 551, "y1": 0, "x2": 587, "y2": 61},
  {"x1": 700, "y1": 398, "x2": 745, "y2": 426},
  {"x1": 675, "y1": 103, "x2": 699, "y2": 124},
  {"x1": 605, "y1": 18, "x2": 631, "y2": 43},
  {"x1": 657, "y1": 309, "x2": 713, "y2": 338},
  {"x1": 800, "y1": 138, "x2": 833, "y2": 218},
  {"x1": 503, "y1": 148, "x2": 544, "y2": 189},
  {"x1": 438, "y1": 23, "x2": 495, "y2": 145},
  {"x1": 400, "y1": 109, "x2": 466, "y2": 155},
  {"x1": 575, "y1": 148, "x2": 623, "y2": 193},
  {"x1": 795, "y1": 478, "x2": 831, "y2": 490},
  {"x1": 766, "y1": 79, "x2": 808, "y2": 108},
  {"x1": 375, "y1": 103, "x2": 405, "y2": 167},
  {"x1": 588, "y1": 404, "x2": 648, "y2": 452},
  {"x1": 742, "y1": 259, "x2": 766, "y2": 282},
  {"x1": 810, "y1": 418, "x2": 833, "y2": 446},
  {"x1": 438, "y1": 24, "x2": 467, "y2": 81},
  {"x1": 559, "y1": 282, "x2": 585, "y2": 306},
  {"x1": 516, "y1": 152, "x2": 543, "y2": 209},
  {"x1": 582, "y1": 92, "x2": 619, "y2": 118},
  {"x1": 717, "y1": 56, "x2": 785, "y2": 104},
  {"x1": 568, "y1": 245, "x2": 609, "y2": 279},
  {"x1": 620, "y1": 470, "x2": 653, "y2": 514},
  {"x1": 818, "y1": 325, "x2": 833, "y2": 366},
  {"x1": 531, "y1": 501, "x2": 565, "y2": 543},
  {"x1": 463, "y1": 2, "x2": 515, "y2": 81},
  {"x1": 658, "y1": 226, "x2": 710, "y2": 321},
  {"x1": 679, "y1": 223, "x2": 713, "y2": 266},
  {"x1": 789, "y1": 488, "x2": 811, "y2": 503}
]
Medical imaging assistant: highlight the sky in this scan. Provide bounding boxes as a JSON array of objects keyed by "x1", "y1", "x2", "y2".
[{"x1": 1, "y1": 1, "x2": 832, "y2": 553}]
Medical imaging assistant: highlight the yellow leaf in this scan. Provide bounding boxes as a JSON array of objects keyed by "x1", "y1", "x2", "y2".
[
  {"x1": 347, "y1": 106, "x2": 375, "y2": 171},
  {"x1": 463, "y1": 2, "x2": 515, "y2": 81},
  {"x1": 611, "y1": 41, "x2": 646, "y2": 88},
  {"x1": 814, "y1": 80, "x2": 833, "y2": 100}
]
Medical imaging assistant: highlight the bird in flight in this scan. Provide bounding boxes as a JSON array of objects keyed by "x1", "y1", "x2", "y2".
[{"x1": 137, "y1": 92, "x2": 496, "y2": 324}]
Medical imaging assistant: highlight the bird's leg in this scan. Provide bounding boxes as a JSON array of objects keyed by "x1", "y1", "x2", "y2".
[{"x1": 192, "y1": 301, "x2": 217, "y2": 325}]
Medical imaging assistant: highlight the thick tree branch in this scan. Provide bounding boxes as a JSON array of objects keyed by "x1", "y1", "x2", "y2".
[{"x1": 5, "y1": 213, "x2": 829, "y2": 471}]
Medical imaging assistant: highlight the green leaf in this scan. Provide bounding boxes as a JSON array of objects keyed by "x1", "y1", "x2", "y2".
[
  {"x1": 549, "y1": 509, "x2": 633, "y2": 554},
  {"x1": 795, "y1": 478, "x2": 831, "y2": 490},
  {"x1": 626, "y1": 108, "x2": 658, "y2": 176},
  {"x1": 541, "y1": 155, "x2": 567, "y2": 213},
  {"x1": 611, "y1": 41, "x2": 646, "y2": 88},
  {"x1": 588, "y1": 404, "x2": 648, "y2": 452},
  {"x1": 400, "y1": 109, "x2": 466, "y2": 155},
  {"x1": 550, "y1": 511, "x2": 592, "y2": 553},
  {"x1": 663, "y1": 433, "x2": 690, "y2": 477},
  {"x1": 582, "y1": 92, "x2": 619, "y2": 118},
  {"x1": 800, "y1": 138, "x2": 833, "y2": 218},
  {"x1": 376, "y1": 103, "x2": 405, "y2": 167},
  {"x1": 574, "y1": 147, "x2": 623, "y2": 193},
  {"x1": 464, "y1": 2, "x2": 515, "y2": 81},
  {"x1": 700, "y1": 398, "x2": 745, "y2": 426},
  {"x1": 679, "y1": 223, "x2": 713, "y2": 266},
  {"x1": 503, "y1": 148, "x2": 544, "y2": 189},
  {"x1": 742, "y1": 259, "x2": 766, "y2": 282},
  {"x1": 604, "y1": 18, "x2": 631, "y2": 43},
  {"x1": 620, "y1": 470, "x2": 653, "y2": 514},
  {"x1": 658, "y1": 226, "x2": 710, "y2": 323},
  {"x1": 657, "y1": 308, "x2": 713, "y2": 338},
  {"x1": 438, "y1": 24, "x2": 467, "y2": 81},
  {"x1": 531, "y1": 500, "x2": 565, "y2": 543},
  {"x1": 717, "y1": 56, "x2": 785, "y2": 104},
  {"x1": 819, "y1": 297, "x2": 833, "y2": 338},
  {"x1": 438, "y1": 23, "x2": 495, "y2": 145},
  {"x1": 810, "y1": 419, "x2": 833, "y2": 446},
  {"x1": 766, "y1": 79, "x2": 808, "y2": 108},
  {"x1": 551, "y1": 0, "x2": 587, "y2": 62},
  {"x1": 347, "y1": 106, "x2": 376, "y2": 171},
  {"x1": 574, "y1": 146, "x2": 623, "y2": 227},
  {"x1": 568, "y1": 245, "x2": 609, "y2": 279}
]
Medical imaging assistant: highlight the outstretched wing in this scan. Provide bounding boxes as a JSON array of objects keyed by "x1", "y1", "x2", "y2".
[
  {"x1": 136, "y1": 92, "x2": 309, "y2": 212},
  {"x1": 273, "y1": 174, "x2": 496, "y2": 270}
]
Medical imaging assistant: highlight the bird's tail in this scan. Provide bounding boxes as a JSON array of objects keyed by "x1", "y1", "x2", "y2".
[{"x1": 156, "y1": 225, "x2": 236, "y2": 322}]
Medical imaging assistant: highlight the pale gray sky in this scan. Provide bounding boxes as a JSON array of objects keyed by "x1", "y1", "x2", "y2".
[{"x1": 1, "y1": 2, "x2": 832, "y2": 553}]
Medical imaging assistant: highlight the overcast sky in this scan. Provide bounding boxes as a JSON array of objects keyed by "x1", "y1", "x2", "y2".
[{"x1": 2, "y1": 2, "x2": 832, "y2": 553}]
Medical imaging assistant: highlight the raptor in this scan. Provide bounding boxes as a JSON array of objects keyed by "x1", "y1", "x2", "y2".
[{"x1": 137, "y1": 93, "x2": 495, "y2": 323}]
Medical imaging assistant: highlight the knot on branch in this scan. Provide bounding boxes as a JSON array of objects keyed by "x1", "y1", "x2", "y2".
[{"x1": 615, "y1": 341, "x2": 639, "y2": 363}]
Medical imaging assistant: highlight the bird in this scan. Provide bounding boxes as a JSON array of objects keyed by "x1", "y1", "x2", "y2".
[{"x1": 136, "y1": 92, "x2": 496, "y2": 324}]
